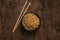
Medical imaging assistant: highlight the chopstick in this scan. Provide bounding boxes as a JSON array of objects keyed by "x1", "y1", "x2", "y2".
[
  {"x1": 12, "y1": 0, "x2": 31, "y2": 33},
  {"x1": 12, "y1": 0, "x2": 28, "y2": 33}
]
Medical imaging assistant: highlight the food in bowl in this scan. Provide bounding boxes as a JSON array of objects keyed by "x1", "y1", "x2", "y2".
[{"x1": 22, "y1": 13, "x2": 40, "y2": 31}]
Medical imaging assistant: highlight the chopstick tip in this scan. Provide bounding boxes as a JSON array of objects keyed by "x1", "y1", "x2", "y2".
[{"x1": 12, "y1": 30, "x2": 14, "y2": 33}]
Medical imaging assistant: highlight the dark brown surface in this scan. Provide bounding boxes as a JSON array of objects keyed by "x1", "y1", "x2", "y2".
[{"x1": 0, "y1": 0, "x2": 60, "y2": 40}]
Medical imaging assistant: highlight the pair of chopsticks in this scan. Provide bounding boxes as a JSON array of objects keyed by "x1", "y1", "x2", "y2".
[{"x1": 12, "y1": 0, "x2": 31, "y2": 33}]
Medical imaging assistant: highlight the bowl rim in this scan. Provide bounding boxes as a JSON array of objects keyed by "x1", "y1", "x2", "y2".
[{"x1": 21, "y1": 12, "x2": 41, "y2": 31}]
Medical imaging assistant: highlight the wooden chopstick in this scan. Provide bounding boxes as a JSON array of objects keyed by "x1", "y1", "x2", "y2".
[
  {"x1": 12, "y1": 1, "x2": 31, "y2": 33},
  {"x1": 12, "y1": 0, "x2": 28, "y2": 33}
]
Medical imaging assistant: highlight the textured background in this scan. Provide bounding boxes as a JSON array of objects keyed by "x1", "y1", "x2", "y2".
[{"x1": 0, "y1": 0, "x2": 60, "y2": 40}]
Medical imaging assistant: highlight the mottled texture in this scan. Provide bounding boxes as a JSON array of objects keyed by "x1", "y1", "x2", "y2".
[
  {"x1": 0, "y1": 0, "x2": 60, "y2": 40},
  {"x1": 22, "y1": 13, "x2": 40, "y2": 31}
]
